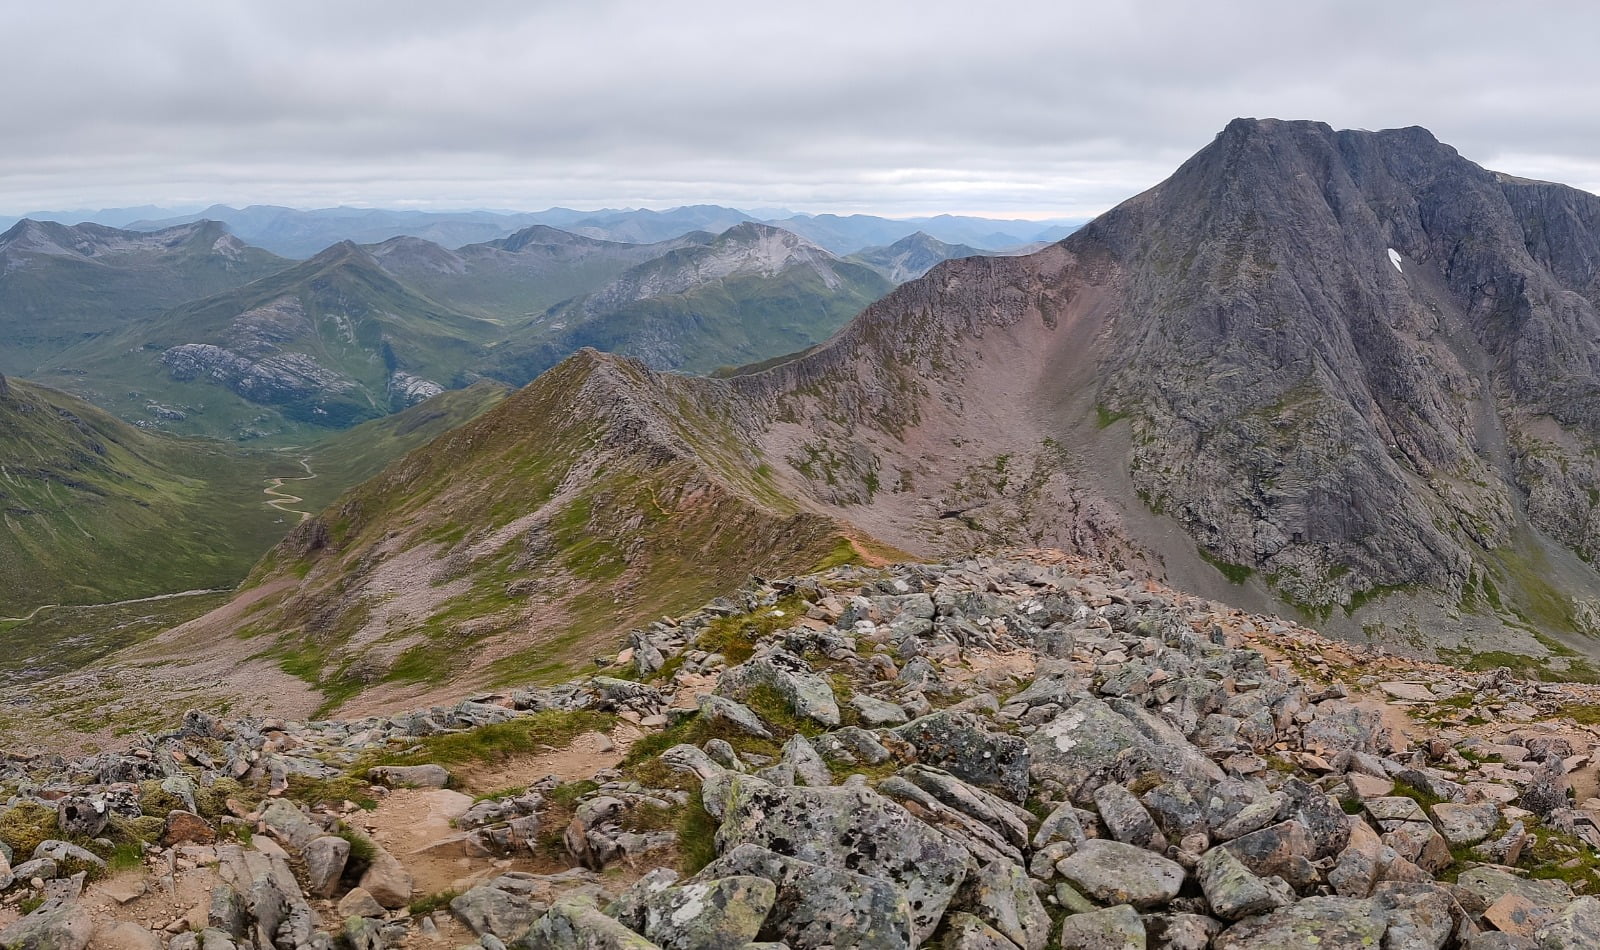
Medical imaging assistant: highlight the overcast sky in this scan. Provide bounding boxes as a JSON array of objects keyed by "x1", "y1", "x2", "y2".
[{"x1": 3, "y1": 1, "x2": 1596, "y2": 220}]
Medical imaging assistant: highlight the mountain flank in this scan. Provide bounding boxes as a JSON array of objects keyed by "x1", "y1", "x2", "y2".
[{"x1": 0, "y1": 219, "x2": 287, "y2": 375}]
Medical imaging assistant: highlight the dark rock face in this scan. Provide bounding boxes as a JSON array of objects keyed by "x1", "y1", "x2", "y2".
[{"x1": 727, "y1": 118, "x2": 1600, "y2": 629}]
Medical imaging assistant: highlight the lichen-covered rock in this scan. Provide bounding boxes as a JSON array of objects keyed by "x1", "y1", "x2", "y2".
[
  {"x1": 699, "y1": 695, "x2": 776, "y2": 740},
  {"x1": 716, "y1": 649, "x2": 840, "y2": 728},
  {"x1": 1055, "y1": 839, "x2": 1185, "y2": 909},
  {"x1": 1431, "y1": 801, "x2": 1499, "y2": 846},
  {"x1": 1535, "y1": 896, "x2": 1600, "y2": 949},
  {"x1": 952, "y1": 859, "x2": 1051, "y2": 950},
  {"x1": 714, "y1": 776, "x2": 972, "y2": 943},
  {"x1": 695, "y1": 843, "x2": 913, "y2": 950},
  {"x1": 0, "y1": 899, "x2": 93, "y2": 950},
  {"x1": 523, "y1": 894, "x2": 662, "y2": 949},
  {"x1": 608, "y1": 874, "x2": 776, "y2": 950},
  {"x1": 451, "y1": 877, "x2": 546, "y2": 941},
  {"x1": 941, "y1": 912, "x2": 1021, "y2": 950},
  {"x1": 892, "y1": 710, "x2": 1031, "y2": 801},
  {"x1": 1220, "y1": 820, "x2": 1317, "y2": 890},
  {"x1": 1214, "y1": 896, "x2": 1388, "y2": 949},
  {"x1": 1055, "y1": 904, "x2": 1146, "y2": 950},
  {"x1": 1196, "y1": 846, "x2": 1290, "y2": 921}
]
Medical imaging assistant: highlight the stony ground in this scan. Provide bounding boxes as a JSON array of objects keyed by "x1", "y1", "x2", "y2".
[{"x1": 2, "y1": 552, "x2": 1599, "y2": 948}]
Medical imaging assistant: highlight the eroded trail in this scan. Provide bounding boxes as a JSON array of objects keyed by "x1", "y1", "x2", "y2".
[
  {"x1": 264, "y1": 456, "x2": 317, "y2": 523},
  {"x1": 0, "y1": 587, "x2": 224, "y2": 625}
]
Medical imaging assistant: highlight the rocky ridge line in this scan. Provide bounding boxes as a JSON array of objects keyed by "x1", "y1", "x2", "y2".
[{"x1": 2, "y1": 553, "x2": 1599, "y2": 948}]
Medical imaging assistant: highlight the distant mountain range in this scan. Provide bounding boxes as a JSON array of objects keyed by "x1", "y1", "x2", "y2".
[
  {"x1": 0, "y1": 203, "x2": 1083, "y2": 259},
  {"x1": 15, "y1": 216, "x2": 970, "y2": 440}
]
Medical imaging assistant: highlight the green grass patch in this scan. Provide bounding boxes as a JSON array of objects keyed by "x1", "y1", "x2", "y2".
[
  {"x1": 1197, "y1": 546, "x2": 1254, "y2": 585},
  {"x1": 373, "y1": 710, "x2": 615, "y2": 769}
]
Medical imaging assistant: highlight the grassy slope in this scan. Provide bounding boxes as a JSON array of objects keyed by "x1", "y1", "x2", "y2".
[
  {"x1": 0, "y1": 377, "x2": 287, "y2": 614},
  {"x1": 36, "y1": 245, "x2": 500, "y2": 441},
  {"x1": 238, "y1": 351, "x2": 853, "y2": 712}
]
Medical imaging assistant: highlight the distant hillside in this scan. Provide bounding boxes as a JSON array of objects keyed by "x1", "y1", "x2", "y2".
[
  {"x1": 365, "y1": 226, "x2": 711, "y2": 322},
  {"x1": 35, "y1": 242, "x2": 500, "y2": 440},
  {"x1": 846, "y1": 231, "x2": 1008, "y2": 282},
  {"x1": 0, "y1": 374, "x2": 288, "y2": 614},
  {"x1": 485, "y1": 222, "x2": 893, "y2": 382},
  {"x1": 126, "y1": 205, "x2": 547, "y2": 259},
  {"x1": 0, "y1": 219, "x2": 288, "y2": 375}
]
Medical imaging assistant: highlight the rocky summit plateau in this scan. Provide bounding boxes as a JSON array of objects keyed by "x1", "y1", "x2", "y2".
[{"x1": 0, "y1": 554, "x2": 1598, "y2": 949}]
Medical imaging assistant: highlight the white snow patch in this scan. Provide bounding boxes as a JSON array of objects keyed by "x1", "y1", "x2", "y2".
[{"x1": 1387, "y1": 248, "x2": 1404, "y2": 273}]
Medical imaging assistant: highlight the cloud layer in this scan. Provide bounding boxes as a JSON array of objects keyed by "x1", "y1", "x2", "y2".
[{"x1": 5, "y1": 1, "x2": 1597, "y2": 218}]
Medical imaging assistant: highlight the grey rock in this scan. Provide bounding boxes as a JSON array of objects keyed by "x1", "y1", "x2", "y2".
[
  {"x1": 1214, "y1": 896, "x2": 1389, "y2": 949},
  {"x1": 1196, "y1": 846, "x2": 1290, "y2": 921},
  {"x1": 715, "y1": 775, "x2": 972, "y2": 943},
  {"x1": 1373, "y1": 882, "x2": 1456, "y2": 950},
  {"x1": 1056, "y1": 839, "x2": 1185, "y2": 909},
  {"x1": 1220, "y1": 820, "x2": 1317, "y2": 891},
  {"x1": 699, "y1": 695, "x2": 775, "y2": 740},
  {"x1": 716, "y1": 650, "x2": 840, "y2": 728},
  {"x1": 451, "y1": 878, "x2": 544, "y2": 940},
  {"x1": 260, "y1": 798, "x2": 321, "y2": 851},
  {"x1": 1535, "y1": 896, "x2": 1600, "y2": 949},
  {"x1": 696, "y1": 843, "x2": 912, "y2": 950},
  {"x1": 1094, "y1": 783, "x2": 1168, "y2": 850},
  {"x1": 358, "y1": 844, "x2": 413, "y2": 909},
  {"x1": 523, "y1": 894, "x2": 661, "y2": 949},
  {"x1": 1055, "y1": 904, "x2": 1146, "y2": 950},
  {"x1": 303, "y1": 835, "x2": 351, "y2": 898},
  {"x1": 1430, "y1": 802, "x2": 1500, "y2": 846},
  {"x1": 609, "y1": 874, "x2": 776, "y2": 950},
  {"x1": 0, "y1": 899, "x2": 93, "y2": 950},
  {"x1": 892, "y1": 710, "x2": 1031, "y2": 801},
  {"x1": 778, "y1": 734, "x2": 832, "y2": 788},
  {"x1": 941, "y1": 912, "x2": 1022, "y2": 950},
  {"x1": 953, "y1": 858, "x2": 1051, "y2": 950},
  {"x1": 851, "y1": 695, "x2": 910, "y2": 727}
]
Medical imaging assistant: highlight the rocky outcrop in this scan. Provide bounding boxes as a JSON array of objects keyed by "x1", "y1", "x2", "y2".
[{"x1": 4, "y1": 553, "x2": 1596, "y2": 948}]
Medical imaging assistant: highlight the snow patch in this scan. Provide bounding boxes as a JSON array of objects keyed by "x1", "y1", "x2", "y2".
[{"x1": 1387, "y1": 248, "x2": 1404, "y2": 273}]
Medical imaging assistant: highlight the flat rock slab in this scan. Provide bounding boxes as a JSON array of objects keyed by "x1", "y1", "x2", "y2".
[
  {"x1": 1056, "y1": 839, "x2": 1184, "y2": 909},
  {"x1": 1379, "y1": 683, "x2": 1438, "y2": 702}
]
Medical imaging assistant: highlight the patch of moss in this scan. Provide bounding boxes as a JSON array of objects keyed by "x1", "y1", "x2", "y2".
[
  {"x1": 0, "y1": 802, "x2": 58, "y2": 858},
  {"x1": 1197, "y1": 546, "x2": 1254, "y2": 585},
  {"x1": 374, "y1": 710, "x2": 616, "y2": 769}
]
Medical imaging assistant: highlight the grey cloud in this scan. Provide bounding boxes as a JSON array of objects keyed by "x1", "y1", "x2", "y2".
[{"x1": 3, "y1": 0, "x2": 1598, "y2": 217}]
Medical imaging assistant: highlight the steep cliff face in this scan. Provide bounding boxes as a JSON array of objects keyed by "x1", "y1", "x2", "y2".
[{"x1": 721, "y1": 119, "x2": 1600, "y2": 645}]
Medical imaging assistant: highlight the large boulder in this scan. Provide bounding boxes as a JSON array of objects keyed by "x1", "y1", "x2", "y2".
[
  {"x1": 0, "y1": 900, "x2": 93, "y2": 950},
  {"x1": 716, "y1": 649, "x2": 840, "y2": 728},
  {"x1": 891, "y1": 711, "x2": 1031, "y2": 801},
  {"x1": 696, "y1": 844, "x2": 913, "y2": 950},
  {"x1": 1055, "y1": 904, "x2": 1146, "y2": 950},
  {"x1": 1214, "y1": 896, "x2": 1388, "y2": 949},
  {"x1": 1055, "y1": 839, "x2": 1185, "y2": 909},
  {"x1": 715, "y1": 777, "x2": 973, "y2": 943},
  {"x1": 608, "y1": 874, "x2": 776, "y2": 950},
  {"x1": 523, "y1": 894, "x2": 661, "y2": 949}
]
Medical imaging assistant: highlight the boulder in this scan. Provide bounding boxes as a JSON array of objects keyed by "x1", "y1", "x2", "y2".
[
  {"x1": 1535, "y1": 896, "x2": 1600, "y2": 949},
  {"x1": 1056, "y1": 839, "x2": 1185, "y2": 909},
  {"x1": 1197, "y1": 846, "x2": 1290, "y2": 921},
  {"x1": 892, "y1": 710, "x2": 1031, "y2": 801},
  {"x1": 715, "y1": 776, "x2": 972, "y2": 943},
  {"x1": 1056, "y1": 904, "x2": 1146, "y2": 950},
  {"x1": 696, "y1": 843, "x2": 913, "y2": 949},
  {"x1": 0, "y1": 899, "x2": 94, "y2": 950},
  {"x1": 953, "y1": 859, "x2": 1051, "y2": 950},
  {"x1": 716, "y1": 649, "x2": 840, "y2": 728},
  {"x1": 523, "y1": 894, "x2": 661, "y2": 949},
  {"x1": 609, "y1": 874, "x2": 776, "y2": 950},
  {"x1": 302, "y1": 835, "x2": 350, "y2": 898},
  {"x1": 1214, "y1": 896, "x2": 1389, "y2": 949},
  {"x1": 358, "y1": 845, "x2": 413, "y2": 909}
]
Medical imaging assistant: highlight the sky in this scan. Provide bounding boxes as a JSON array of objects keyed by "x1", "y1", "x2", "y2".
[{"x1": 3, "y1": 1, "x2": 1598, "y2": 220}]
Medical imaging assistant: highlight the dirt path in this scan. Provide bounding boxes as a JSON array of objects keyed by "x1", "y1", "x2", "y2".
[
  {"x1": 0, "y1": 587, "x2": 226, "y2": 625},
  {"x1": 264, "y1": 456, "x2": 317, "y2": 523}
]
